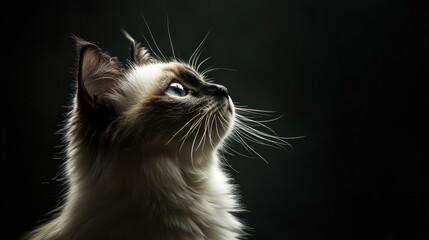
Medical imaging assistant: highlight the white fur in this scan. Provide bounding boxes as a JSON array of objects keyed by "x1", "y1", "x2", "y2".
[{"x1": 112, "y1": 63, "x2": 167, "y2": 112}]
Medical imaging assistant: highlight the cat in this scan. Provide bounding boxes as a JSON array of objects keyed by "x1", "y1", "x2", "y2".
[{"x1": 24, "y1": 31, "x2": 289, "y2": 240}]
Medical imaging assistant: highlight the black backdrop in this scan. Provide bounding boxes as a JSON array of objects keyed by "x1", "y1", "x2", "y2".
[{"x1": 2, "y1": 0, "x2": 427, "y2": 239}]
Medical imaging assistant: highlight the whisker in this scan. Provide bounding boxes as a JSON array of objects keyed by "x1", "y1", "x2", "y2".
[
  {"x1": 223, "y1": 142, "x2": 256, "y2": 159},
  {"x1": 193, "y1": 51, "x2": 205, "y2": 71},
  {"x1": 237, "y1": 118, "x2": 291, "y2": 148},
  {"x1": 217, "y1": 116, "x2": 250, "y2": 158},
  {"x1": 218, "y1": 150, "x2": 240, "y2": 174},
  {"x1": 235, "y1": 106, "x2": 276, "y2": 114},
  {"x1": 179, "y1": 113, "x2": 205, "y2": 153},
  {"x1": 200, "y1": 65, "x2": 215, "y2": 78},
  {"x1": 142, "y1": 14, "x2": 166, "y2": 61},
  {"x1": 236, "y1": 115, "x2": 281, "y2": 138},
  {"x1": 204, "y1": 77, "x2": 214, "y2": 83},
  {"x1": 180, "y1": 111, "x2": 204, "y2": 141},
  {"x1": 235, "y1": 133, "x2": 269, "y2": 164},
  {"x1": 213, "y1": 103, "x2": 302, "y2": 163},
  {"x1": 239, "y1": 115, "x2": 301, "y2": 142},
  {"x1": 235, "y1": 127, "x2": 285, "y2": 150},
  {"x1": 214, "y1": 115, "x2": 222, "y2": 143},
  {"x1": 166, "y1": 16, "x2": 176, "y2": 60},
  {"x1": 201, "y1": 67, "x2": 237, "y2": 76},
  {"x1": 196, "y1": 110, "x2": 211, "y2": 151},
  {"x1": 208, "y1": 112, "x2": 217, "y2": 147},
  {"x1": 190, "y1": 120, "x2": 203, "y2": 163},
  {"x1": 203, "y1": 111, "x2": 214, "y2": 149},
  {"x1": 196, "y1": 57, "x2": 211, "y2": 72},
  {"x1": 189, "y1": 31, "x2": 210, "y2": 69},
  {"x1": 140, "y1": 33, "x2": 163, "y2": 61},
  {"x1": 166, "y1": 113, "x2": 201, "y2": 144},
  {"x1": 217, "y1": 115, "x2": 264, "y2": 157}
]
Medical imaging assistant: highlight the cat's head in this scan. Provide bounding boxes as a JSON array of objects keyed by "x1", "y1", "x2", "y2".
[{"x1": 71, "y1": 35, "x2": 235, "y2": 160}]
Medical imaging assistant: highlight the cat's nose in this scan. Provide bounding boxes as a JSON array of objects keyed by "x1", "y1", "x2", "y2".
[
  {"x1": 215, "y1": 85, "x2": 229, "y2": 97},
  {"x1": 207, "y1": 84, "x2": 229, "y2": 98}
]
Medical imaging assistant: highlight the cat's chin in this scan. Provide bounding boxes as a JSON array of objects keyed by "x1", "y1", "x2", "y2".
[
  {"x1": 222, "y1": 96, "x2": 235, "y2": 129},
  {"x1": 227, "y1": 96, "x2": 235, "y2": 114}
]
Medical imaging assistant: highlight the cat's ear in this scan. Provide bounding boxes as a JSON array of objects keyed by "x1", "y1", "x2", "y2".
[
  {"x1": 75, "y1": 37, "x2": 123, "y2": 111},
  {"x1": 123, "y1": 30, "x2": 154, "y2": 65}
]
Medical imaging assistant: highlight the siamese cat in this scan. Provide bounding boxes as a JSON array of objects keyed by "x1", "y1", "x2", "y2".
[{"x1": 25, "y1": 31, "x2": 289, "y2": 240}]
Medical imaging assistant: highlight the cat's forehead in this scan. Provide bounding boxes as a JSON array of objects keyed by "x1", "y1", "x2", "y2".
[{"x1": 129, "y1": 62, "x2": 201, "y2": 87}]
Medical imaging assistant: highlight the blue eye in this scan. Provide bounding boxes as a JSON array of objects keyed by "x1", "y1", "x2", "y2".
[{"x1": 166, "y1": 82, "x2": 187, "y2": 97}]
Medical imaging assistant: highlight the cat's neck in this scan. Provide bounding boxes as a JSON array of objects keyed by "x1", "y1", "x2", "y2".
[{"x1": 66, "y1": 146, "x2": 220, "y2": 204}]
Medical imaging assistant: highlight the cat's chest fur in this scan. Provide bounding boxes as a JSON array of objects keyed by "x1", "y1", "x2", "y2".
[{"x1": 31, "y1": 150, "x2": 243, "y2": 240}]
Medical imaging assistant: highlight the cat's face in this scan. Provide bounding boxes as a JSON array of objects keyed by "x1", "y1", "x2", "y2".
[
  {"x1": 116, "y1": 62, "x2": 235, "y2": 153},
  {"x1": 74, "y1": 37, "x2": 234, "y2": 158}
]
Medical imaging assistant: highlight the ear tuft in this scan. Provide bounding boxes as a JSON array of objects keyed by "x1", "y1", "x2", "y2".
[{"x1": 73, "y1": 36, "x2": 123, "y2": 110}]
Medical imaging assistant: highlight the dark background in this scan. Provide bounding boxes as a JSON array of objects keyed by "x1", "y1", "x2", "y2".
[{"x1": 2, "y1": 0, "x2": 427, "y2": 239}]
